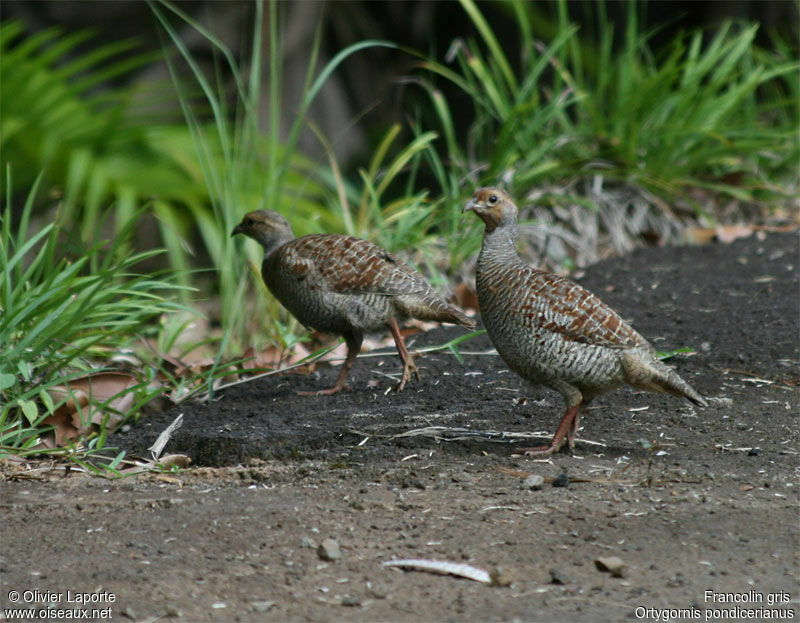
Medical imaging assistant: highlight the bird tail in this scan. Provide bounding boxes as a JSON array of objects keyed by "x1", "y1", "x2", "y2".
[
  {"x1": 397, "y1": 296, "x2": 476, "y2": 330},
  {"x1": 659, "y1": 367, "x2": 707, "y2": 407},
  {"x1": 432, "y1": 302, "x2": 476, "y2": 330},
  {"x1": 449, "y1": 307, "x2": 477, "y2": 331},
  {"x1": 622, "y1": 351, "x2": 707, "y2": 407}
]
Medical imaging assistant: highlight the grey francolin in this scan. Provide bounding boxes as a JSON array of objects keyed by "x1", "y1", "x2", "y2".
[
  {"x1": 464, "y1": 187, "x2": 706, "y2": 456},
  {"x1": 233, "y1": 210, "x2": 475, "y2": 395}
]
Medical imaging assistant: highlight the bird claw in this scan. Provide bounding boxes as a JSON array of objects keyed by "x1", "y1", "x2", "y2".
[
  {"x1": 392, "y1": 359, "x2": 421, "y2": 393},
  {"x1": 517, "y1": 444, "x2": 557, "y2": 457},
  {"x1": 297, "y1": 383, "x2": 351, "y2": 396},
  {"x1": 517, "y1": 433, "x2": 570, "y2": 457}
]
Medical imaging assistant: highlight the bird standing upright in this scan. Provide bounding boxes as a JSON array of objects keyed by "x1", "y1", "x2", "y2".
[
  {"x1": 233, "y1": 210, "x2": 475, "y2": 395},
  {"x1": 463, "y1": 187, "x2": 706, "y2": 456}
]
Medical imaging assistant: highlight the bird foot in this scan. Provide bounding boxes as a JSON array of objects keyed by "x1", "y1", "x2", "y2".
[
  {"x1": 516, "y1": 442, "x2": 561, "y2": 457},
  {"x1": 392, "y1": 359, "x2": 421, "y2": 392},
  {"x1": 297, "y1": 383, "x2": 351, "y2": 396},
  {"x1": 516, "y1": 404, "x2": 580, "y2": 456}
]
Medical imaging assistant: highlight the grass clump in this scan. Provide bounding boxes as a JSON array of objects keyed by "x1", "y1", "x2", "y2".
[
  {"x1": 0, "y1": 169, "x2": 183, "y2": 469},
  {"x1": 414, "y1": 0, "x2": 798, "y2": 268},
  {"x1": 149, "y1": 0, "x2": 422, "y2": 356}
]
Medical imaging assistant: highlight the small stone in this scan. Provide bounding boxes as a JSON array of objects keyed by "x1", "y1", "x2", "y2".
[
  {"x1": 595, "y1": 556, "x2": 627, "y2": 578},
  {"x1": 522, "y1": 475, "x2": 545, "y2": 490},
  {"x1": 549, "y1": 568, "x2": 572, "y2": 585},
  {"x1": 748, "y1": 448, "x2": 763, "y2": 456},
  {"x1": 250, "y1": 601, "x2": 276, "y2": 613},
  {"x1": 489, "y1": 566, "x2": 515, "y2": 587},
  {"x1": 301, "y1": 536, "x2": 315, "y2": 548},
  {"x1": 451, "y1": 471, "x2": 475, "y2": 484},
  {"x1": 366, "y1": 582, "x2": 388, "y2": 599},
  {"x1": 552, "y1": 472, "x2": 570, "y2": 488},
  {"x1": 317, "y1": 538, "x2": 341, "y2": 561},
  {"x1": 341, "y1": 595, "x2": 360, "y2": 607},
  {"x1": 667, "y1": 573, "x2": 685, "y2": 587},
  {"x1": 165, "y1": 605, "x2": 183, "y2": 617}
]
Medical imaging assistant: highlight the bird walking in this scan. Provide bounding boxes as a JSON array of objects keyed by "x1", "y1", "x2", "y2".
[
  {"x1": 233, "y1": 210, "x2": 475, "y2": 395},
  {"x1": 463, "y1": 187, "x2": 706, "y2": 456}
]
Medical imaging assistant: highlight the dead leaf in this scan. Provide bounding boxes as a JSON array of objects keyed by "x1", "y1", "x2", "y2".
[
  {"x1": 494, "y1": 465, "x2": 532, "y2": 479},
  {"x1": 383, "y1": 559, "x2": 492, "y2": 583},
  {"x1": 151, "y1": 474, "x2": 183, "y2": 485},
  {"x1": 595, "y1": 556, "x2": 627, "y2": 577},
  {"x1": 241, "y1": 346, "x2": 266, "y2": 371},
  {"x1": 686, "y1": 224, "x2": 755, "y2": 245},
  {"x1": 454, "y1": 283, "x2": 479, "y2": 311},
  {"x1": 715, "y1": 224, "x2": 756, "y2": 243},
  {"x1": 43, "y1": 372, "x2": 141, "y2": 445},
  {"x1": 146, "y1": 414, "x2": 184, "y2": 460},
  {"x1": 155, "y1": 454, "x2": 192, "y2": 469},
  {"x1": 41, "y1": 391, "x2": 91, "y2": 447}
]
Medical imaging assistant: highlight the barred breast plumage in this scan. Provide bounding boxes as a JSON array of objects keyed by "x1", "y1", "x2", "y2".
[
  {"x1": 233, "y1": 209, "x2": 475, "y2": 395},
  {"x1": 464, "y1": 187, "x2": 706, "y2": 456}
]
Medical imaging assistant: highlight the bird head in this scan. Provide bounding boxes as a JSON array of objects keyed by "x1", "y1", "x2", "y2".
[
  {"x1": 231, "y1": 209, "x2": 295, "y2": 253},
  {"x1": 463, "y1": 187, "x2": 517, "y2": 232}
]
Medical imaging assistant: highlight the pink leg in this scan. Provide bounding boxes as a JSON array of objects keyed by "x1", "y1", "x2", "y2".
[
  {"x1": 566, "y1": 410, "x2": 582, "y2": 451},
  {"x1": 298, "y1": 335, "x2": 361, "y2": 396},
  {"x1": 387, "y1": 317, "x2": 420, "y2": 392},
  {"x1": 517, "y1": 404, "x2": 582, "y2": 456}
]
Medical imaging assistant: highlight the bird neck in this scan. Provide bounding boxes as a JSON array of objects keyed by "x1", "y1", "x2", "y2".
[
  {"x1": 258, "y1": 230, "x2": 295, "y2": 258},
  {"x1": 478, "y1": 222, "x2": 520, "y2": 267}
]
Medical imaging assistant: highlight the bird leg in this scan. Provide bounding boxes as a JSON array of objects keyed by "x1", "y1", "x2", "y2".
[
  {"x1": 518, "y1": 404, "x2": 582, "y2": 456},
  {"x1": 387, "y1": 317, "x2": 420, "y2": 392},
  {"x1": 566, "y1": 408, "x2": 583, "y2": 451},
  {"x1": 298, "y1": 334, "x2": 362, "y2": 396}
]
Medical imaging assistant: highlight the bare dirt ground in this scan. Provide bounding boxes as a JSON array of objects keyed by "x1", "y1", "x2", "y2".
[{"x1": 2, "y1": 231, "x2": 798, "y2": 623}]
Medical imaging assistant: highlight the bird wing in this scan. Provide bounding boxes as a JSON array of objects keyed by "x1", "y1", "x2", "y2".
[
  {"x1": 516, "y1": 268, "x2": 647, "y2": 349},
  {"x1": 277, "y1": 234, "x2": 428, "y2": 296}
]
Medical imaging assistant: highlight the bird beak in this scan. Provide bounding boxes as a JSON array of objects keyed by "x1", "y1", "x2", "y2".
[
  {"x1": 231, "y1": 223, "x2": 243, "y2": 237},
  {"x1": 463, "y1": 198, "x2": 478, "y2": 214}
]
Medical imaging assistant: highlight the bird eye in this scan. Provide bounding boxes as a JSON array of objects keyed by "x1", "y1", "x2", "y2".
[
  {"x1": 244, "y1": 217, "x2": 253, "y2": 226},
  {"x1": 488, "y1": 194, "x2": 498, "y2": 204}
]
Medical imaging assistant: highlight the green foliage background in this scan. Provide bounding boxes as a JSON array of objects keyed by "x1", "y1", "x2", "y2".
[{"x1": 0, "y1": 0, "x2": 796, "y2": 462}]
